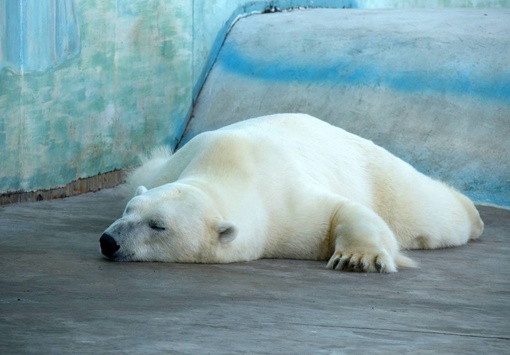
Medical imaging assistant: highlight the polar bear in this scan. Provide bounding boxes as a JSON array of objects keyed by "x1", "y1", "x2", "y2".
[{"x1": 99, "y1": 113, "x2": 484, "y2": 272}]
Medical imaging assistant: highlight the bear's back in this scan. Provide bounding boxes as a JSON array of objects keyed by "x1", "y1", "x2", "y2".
[
  {"x1": 133, "y1": 113, "x2": 387, "y2": 205},
  {"x1": 219, "y1": 113, "x2": 361, "y2": 145},
  {"x1": 188, "y1": 114, "x2": 379, "y2": 203}
]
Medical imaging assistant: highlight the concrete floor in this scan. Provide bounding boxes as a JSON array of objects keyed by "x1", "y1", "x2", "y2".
[{"x1": 0, "y1": 187, "x2": 509, "y2": 354}]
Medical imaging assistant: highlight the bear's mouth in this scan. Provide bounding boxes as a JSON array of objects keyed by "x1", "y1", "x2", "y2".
[{"x1": 99, "y1": 249, "x2": 137, "y2": 262}]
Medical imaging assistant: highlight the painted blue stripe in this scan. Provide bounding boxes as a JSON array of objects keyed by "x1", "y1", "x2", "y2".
[{"x1": 218, "y1": 41, "x2": 510, "y2": 102}]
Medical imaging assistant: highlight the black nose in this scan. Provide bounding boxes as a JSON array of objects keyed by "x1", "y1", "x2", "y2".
[{"x1": 100, "y1": 233, "x2": 120, "y2": 258}]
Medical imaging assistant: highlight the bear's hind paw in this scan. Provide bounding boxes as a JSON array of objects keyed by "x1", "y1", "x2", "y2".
[{"x1": 326, "y1": 251, "x2": 397, "y2": 273}]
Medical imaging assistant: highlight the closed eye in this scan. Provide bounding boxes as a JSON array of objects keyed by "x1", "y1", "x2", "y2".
[{"x1": 149, "y1": 220, "x2": 166, "y2": 231}]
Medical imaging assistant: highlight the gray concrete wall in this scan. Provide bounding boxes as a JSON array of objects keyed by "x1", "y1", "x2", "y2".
[{"x1": 185, "y1": 8, "x2": 510, "y2": 208}]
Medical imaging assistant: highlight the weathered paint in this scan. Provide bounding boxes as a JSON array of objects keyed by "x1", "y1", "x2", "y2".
[
  {"x1": 191, "y1": 0, "x2": 508, "y2": 100},
  {"x1": 0, "y1": 0, "x2": 80, "y2": 74},
  {"x1": 0, "y1": 0, "x2": 192, "y2": 193}
]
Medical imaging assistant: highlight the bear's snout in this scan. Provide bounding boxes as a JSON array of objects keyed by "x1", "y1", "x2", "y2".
[{"x1": 100, "y1": 233, "x2": 120, "y2": 259}]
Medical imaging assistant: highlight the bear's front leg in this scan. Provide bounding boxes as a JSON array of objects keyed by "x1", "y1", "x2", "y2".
[{"x1": 326, "y1": 199, "x2": 410, "y2": 273}]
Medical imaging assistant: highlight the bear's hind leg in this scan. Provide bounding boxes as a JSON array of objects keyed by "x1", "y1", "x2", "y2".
[
  {"x1": 326, "y1": 199, "x2": 416, "y2": 273},
  {"x1": 395, "y1": 187, "x2": 484, "y2": 251}
]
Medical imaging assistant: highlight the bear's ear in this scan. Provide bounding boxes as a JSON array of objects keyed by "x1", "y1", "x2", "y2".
[
  {"x1": 217, "y1": 221, "x2": 238, "y2": 244},
  {"x1": 135, "y1": 185, "x2": 148, "y2": 196}
]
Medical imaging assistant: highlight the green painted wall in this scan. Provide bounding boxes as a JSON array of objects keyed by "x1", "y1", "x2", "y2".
[{"x1": 0, "y1": 0, "x2": 192, "y2": 193}]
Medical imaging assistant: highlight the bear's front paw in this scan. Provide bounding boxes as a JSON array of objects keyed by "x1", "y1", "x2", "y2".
[{"x1": 326, "y1": 250, "x2": 397, "y2": 273}]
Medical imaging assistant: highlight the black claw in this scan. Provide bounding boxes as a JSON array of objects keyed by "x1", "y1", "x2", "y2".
[
  {"x1": 332, "y1": 258, "x2": 340, "y2": 270},
  {"x1": 339, "y1": 258, "x2": 349, "y2": 270},
  {"x1": 375, "y1": 260, "x2": 383, "y2": 272},
  {"x1": 359, "y1": 262, "x2": 366, "y2": 271},
  {"x1": 349, "y1": 261, "x2": 357, "y2": 271}
]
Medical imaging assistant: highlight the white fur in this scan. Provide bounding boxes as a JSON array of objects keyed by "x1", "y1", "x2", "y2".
[{"x1": 101, "y1": 113, "x2": 484, "y2": 272}]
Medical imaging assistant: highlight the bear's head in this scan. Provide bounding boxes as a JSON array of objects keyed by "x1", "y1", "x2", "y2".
[{"x1": 99, "y1": 183, "x2": 238, "y2": 262}]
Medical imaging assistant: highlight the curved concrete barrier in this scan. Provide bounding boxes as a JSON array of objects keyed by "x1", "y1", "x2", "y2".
[{"x1": 185, "y1": 8, "x2": 510, "y2": 207}]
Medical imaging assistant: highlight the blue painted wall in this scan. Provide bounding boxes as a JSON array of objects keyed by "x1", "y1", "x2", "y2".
[{"x1": 1, "y1": 0, "x2": 80, "y2": 73}]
